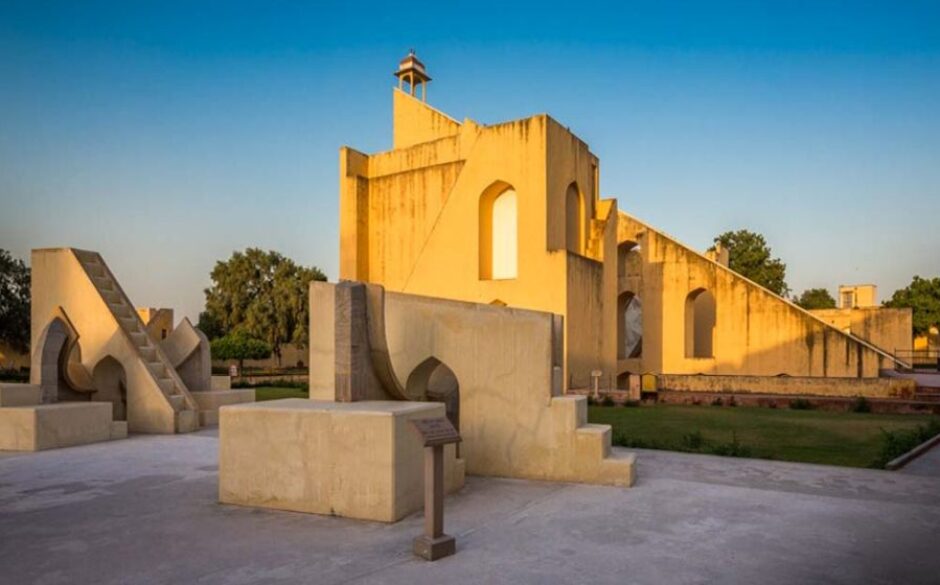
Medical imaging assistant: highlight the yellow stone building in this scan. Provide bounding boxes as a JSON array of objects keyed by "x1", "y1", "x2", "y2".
[{"x1": 339, "y1": 54, "x2": 909, "y2": 390}]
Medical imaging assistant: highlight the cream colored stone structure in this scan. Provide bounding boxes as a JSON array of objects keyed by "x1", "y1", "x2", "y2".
[
  {"x1": 338, "y1": 54, "x2": 909, "y2": 390},
  {"x1": 219, "y1": 280, "x2": 633, "y2": 522},
  {"x1": 25, "y1": 248, "x2": 252, "y2": 438}
]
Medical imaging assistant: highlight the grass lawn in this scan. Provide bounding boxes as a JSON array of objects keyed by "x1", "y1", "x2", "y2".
[
  {"x1": 588, "y1": 404, "x2": 940, "y2": 468},
  {"x1": 252, "y1": 386, "x2": 309, "y2": 401}
]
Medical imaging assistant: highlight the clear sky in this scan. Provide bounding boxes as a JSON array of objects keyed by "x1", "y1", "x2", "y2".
[{"x1": 1, "y1": 1, "x2": 938, "y2": 321}]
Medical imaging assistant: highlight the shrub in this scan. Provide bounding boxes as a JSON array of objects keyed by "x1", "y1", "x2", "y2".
[
  {"x1": 586, "y1": 395, "x2": 597, "y2": 406},
  {"x1": 600, "y1": 394, "x2": 616, "y2": 407},
  {"x1": 728, "y1": 396, "x2": 738, "y2": 407},
  {"x1": 210, "y1": 333, "x2": 272, "y2": 373},
  {"x1": 622, "y1": 400, "x2": 640, "y2": 408},
  {"x1": 851, "y1": 396, "x2": 872, "y2": 413},
  {"x1": 711, "y1": 397, "x2": 724, "y2": 407},
  {"x1": 789, "y1": 398, "x2": 813, "y2": 410},
  {"x1": 707, "y1": 431, "x2": 752, "y2": 458},
  {"x1": 870, "y1": 420, "x2": 940, "y2": 468}
]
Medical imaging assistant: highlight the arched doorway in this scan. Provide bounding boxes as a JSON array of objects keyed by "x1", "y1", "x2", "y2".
[
  {"x1": 92, "y1": 356, "x2": 127, "y2": 421},
  {"x1": 685, "y1": 288, "x2": 716, "y2": 358},
  {"x1": 479, "y1": 182, "x2": 518, "y2": 280},
  {"x1": 618, "y1": 292, "x2": 643, "y2": 359},
  {"x1": 406, "y1": 357, "x2": 460, "y2": 452},
  {"x1": 35, "y1": 318, "x2": 71, "y2": 403}
]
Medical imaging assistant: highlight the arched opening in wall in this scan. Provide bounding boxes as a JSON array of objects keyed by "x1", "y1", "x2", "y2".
[
  {"x1": 406, "y1": 357, "x2": 461, "y2": 455},
  {"x1": 92, "y1": 356, "x2": 127, "y2": 421},
  {"x1": 565, "y1": 182, "x2": 584, "y2": 254},
  {"x1": 489, "y1": 299, "x2": 507, "y2": 307},
  {"x1": 618, "y1": 292, "x2": 643, "y2": 359},
  {"x1": 479, "y1": 182, "x2": 517, "y2": 280},
  {"x1": 685, "y1": 288, "x2": 716, "y2": 358},
  {"x1": 617, "y1": 241, "x2": 640, "y2": 278},
  {"x1": 36, "y1": 318, "x2": 71, "y2": 403},
  {"x1": 616, "y1": 372, "x2": 630, "y2": 390}
]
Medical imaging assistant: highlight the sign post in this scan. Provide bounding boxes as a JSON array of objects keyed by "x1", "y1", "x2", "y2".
[{"x1": 410, "y1": 417, "x2": 461, "y2": 561}]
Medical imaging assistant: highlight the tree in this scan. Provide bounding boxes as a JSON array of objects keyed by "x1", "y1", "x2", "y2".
[
  {"x1": 209, "y1": 333, "x2": 272, "y2": 374},
  {"x1": 196, "y1": 310, "x2": 224, "y2": 341},
  {"x1": 710, "y1": 229, "x2": 789, "y2": 297},
  {"x1": 201, "y1": 249, "x2": 326, "y2": 366},
  {"x1": 0, "y1": 249, "x2": 30, "y2": 354},
  {"x1": 795, "y1": 288, "x2": 836, "y2": 310},
  {"x1": 884, "y1": 276, "x2": 940, "y2": 336}
]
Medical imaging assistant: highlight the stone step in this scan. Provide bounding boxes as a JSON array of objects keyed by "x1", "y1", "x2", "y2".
[
  {"x1": 575, "y1": 423, "x2": 612, "y2": 460},
  {"x1": 168, "y1": 394, "x2": 184, "y2": 411},
  {"x1": 0, "y1": 383, "x2": 42, "y2": 407},
  {"x1": 550, "y1": 395, "x2": 588, "y2": 430},
  {"x1": 199, "y1": 410, "x2": 219, "y2": 427},
  {"x1": 189, "y1": 389, "x2": 256, "y2": 411},
  {"x1": 176, "y1": 410, "x2": 200, "y2": 433},
  {"x1": 110, "y1": 421, "x2": 128, "y2": 440}
]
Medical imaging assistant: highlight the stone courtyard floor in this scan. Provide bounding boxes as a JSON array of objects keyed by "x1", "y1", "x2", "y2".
[{"x1": 1, "y1": 430, "x2": 939, "y2": 585}]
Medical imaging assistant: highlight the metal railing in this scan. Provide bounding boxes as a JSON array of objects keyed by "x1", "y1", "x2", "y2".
[{"x1": 894, "y1": 349, "x2": 940, "y2": 372}]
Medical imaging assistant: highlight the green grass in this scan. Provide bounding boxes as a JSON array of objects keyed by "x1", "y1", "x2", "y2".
[
  {"x1": 588, "y1": 404, "x2": 940, "y2": 468},
  {"x1": 254, "y1": 386, "x2": 309, "y2": 401}
]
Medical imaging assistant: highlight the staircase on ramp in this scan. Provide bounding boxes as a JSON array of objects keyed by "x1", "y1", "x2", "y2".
[{"x1": 72, "y1": 250, "x2": 200, "y2": 433}]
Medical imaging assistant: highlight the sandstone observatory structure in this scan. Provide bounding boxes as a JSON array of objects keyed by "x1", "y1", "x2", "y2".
[
  {"x1": 0, "y1": 248, "x2": 253, "y2": 451},
  {"x1": 338, "y1": 52, "x2": 912, "y2": 397},
  {"x1": 219, "y1": 280, "x2": 634, "y2": 522}
]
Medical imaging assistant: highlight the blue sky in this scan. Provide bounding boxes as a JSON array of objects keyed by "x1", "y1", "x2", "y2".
[{"x1": 1, "y1": 1, "x2": 938, "y2": 321}]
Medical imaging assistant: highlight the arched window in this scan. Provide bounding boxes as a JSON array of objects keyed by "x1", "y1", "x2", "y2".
[
  {"x1": 685, "y1": 288, "x2": 716, "y2": 358},
  {"x1": 618, "y1": 292, "x2": 643, "y2": 359},
  {"x1": 479, "y1": 182, "x2": 517, "y2": 280},
  {"x1": 566, "y1": 183, "x2": 584, "y2": 254}
]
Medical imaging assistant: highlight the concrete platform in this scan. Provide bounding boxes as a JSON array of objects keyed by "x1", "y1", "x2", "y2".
[
  {"x1": 0, "y1": 433, "x2": 938, "y2": 584},
  {"x1": 219, "y1": 399, "x2": 464, "y2": 522},
  {"x1": 0, "y1": 402, "x2": 115, "y2": 451}
]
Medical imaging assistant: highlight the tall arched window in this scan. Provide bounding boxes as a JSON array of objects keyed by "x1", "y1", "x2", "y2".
[
  {"x1": 479, "y1": 182, "x2": 518, "y2": 280},
  {"x1": 618, "y1": 292, "x2": 643, "y2": 359},
  {"x1": 566, "y1": 182, "x2": 584, "y2": 254},
  {"x1": 685, "y1": 288, "x2": 716, "y2": 358}
]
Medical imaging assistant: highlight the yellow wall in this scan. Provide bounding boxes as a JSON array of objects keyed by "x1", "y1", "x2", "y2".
[
  {"x1": 810, "y1": 307, "x2": 912, "y2": 355},
  {"x1": 617, "y1": 213, "x2": 891, "y2": 378},
  {"x1": 338, "y1": 84, "x2": 901, "y2": 388}
]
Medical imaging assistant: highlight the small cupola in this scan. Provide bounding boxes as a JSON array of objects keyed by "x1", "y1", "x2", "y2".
[{"x1": 394, "y1": 50, "x2": 431, "y2": 102}]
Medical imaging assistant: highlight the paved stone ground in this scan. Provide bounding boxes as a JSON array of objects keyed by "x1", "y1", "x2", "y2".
[
  {"x1": 899, "y1": 441, "x2": 940, "y2": 477},
  {"x1": 1, "y1": 430, "x2": 939, "y2": 585}
]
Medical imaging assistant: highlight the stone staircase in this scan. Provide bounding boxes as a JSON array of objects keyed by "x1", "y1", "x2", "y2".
[
  {"x1": 73, "y1": 250, "x2": 199, "y2": 433},
  {"x1": 549, "y1": 394, "x2": 635, "y2": 486}
]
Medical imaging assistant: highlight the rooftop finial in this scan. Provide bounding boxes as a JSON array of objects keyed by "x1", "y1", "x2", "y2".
[{"x1": 394, "y1": 50, "x2": 432, "y2": 102}]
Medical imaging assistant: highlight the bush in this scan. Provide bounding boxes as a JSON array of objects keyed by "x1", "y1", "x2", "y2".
[
  {"x1": 586, "y1": 395, "x2": 597, "y2": 406},
  {"x1": 789, "y1": 398, "x2": 813, "y2": 410},
  {"x1": 851, "y1": 396, "x2": 872, "y2": 413},
  {"x1": 210, "y1": 333, "x2": 272, "y2": 372},
  {"x1": 707, "y1": 431, "x2": 752, "y2": 458},
  {"x1": 870, "y1": 420, "x2": 940, "y2": 468},
  {"x1": 711, "y1": 397, "x2": 724, "y2": 407},
  {"x1": 622, "y1": 400, "x2": 641, "y2": 408},
  {"x1": 728, "y1": 396, "x2": 738, "y2": 407},
  {"x1": 600, "y1": 394, "x2": 616, "y2": 407}
]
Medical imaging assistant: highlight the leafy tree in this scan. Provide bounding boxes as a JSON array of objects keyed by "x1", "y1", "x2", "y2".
[
  {"x1": 0, "y1": 249, "x2": 30, "y2": 354},
  {"x1": 795, "y1": 288, "x2": 836, "y2": 310},
  {"x1": 884, "y1": 276, "x2": 940, "y2": 336},
  {"x1": 196, "y1": 310, "x2": 225, "y2": 341},
  {"x1": 710, "y1": 229, "x2": 789, "y2": 297},
  {"x1": 202, "y1": 249, "x2": 326, "y2": 365},
  {"x1": 210, "y1": 333, "x2": 272, "y2": 373}
]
